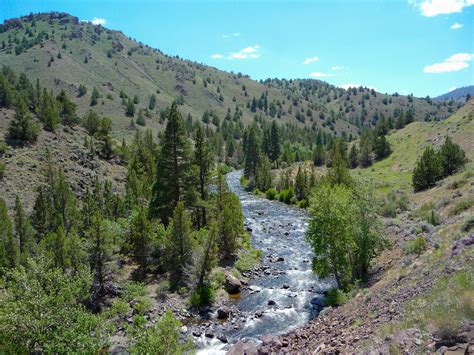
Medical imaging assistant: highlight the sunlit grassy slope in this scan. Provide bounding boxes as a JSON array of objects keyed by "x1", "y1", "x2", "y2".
[{"x1": 353, "y1": 100, "x2": 474, "y2": 193}]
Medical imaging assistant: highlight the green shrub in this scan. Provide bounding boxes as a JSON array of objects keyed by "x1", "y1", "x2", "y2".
[
  {"x1": 323, "y1": 288, "x2": 348, "y2": 306},
  {"x1": 0, "y1": 140, "x2": 7, "y2": 154},
  {"x1": 253, "y1": 187, "x2": 260, "y2": 195},
  {"x1": 380, "y1": 191, "x2": 409, "y2": 217},
  {"x1": 265, "y1": 188, "x2": 277, "y2": 200},
  {"x1": 448, "y1": 197, "x2": 474, "y2": 216},
  {"x1": 189, "y1": 285, "x2": 215, "y2": 307},
  {"x1": 210, "y1": 270, "x2": 225, "y2": 288},
  {"x1": 133, "y1": 297, "x2": 153, "y2": 315},
  {"x1": 107, "y1": 298, "x2": 129, "y2": 317},
  {"x1": 156, "y1": 280, "x2": 170, "y2": 300},
  {"x1": 411, "y1": 202, "x2": 441, "y2": 226},
  {"x1": 405, "y1": 235, "x2": 428, "y2": 256},
  {"x1": 123, "y1": 281, "x2": 147, "y2": 302},
  {"x1": 234, "y1": 249, "x2": 262, "y2": 272},
  {"x1": 240, "y1": 175, "x2": 248, "y2": 188},
  {"x1": 279, "y1": 187, "x2": 294, "y2": 204}
]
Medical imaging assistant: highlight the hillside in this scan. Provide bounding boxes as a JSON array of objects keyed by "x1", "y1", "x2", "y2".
[
  {"x1": 258, "y1": 100, "x2": 474, "y2": 354},
  {"x1": 435, "y1": 86, "x2": 474, "y2": 102},
  {"x1": 0, "y1": 12, "x2": 460, "y2": 142},
  {"x1": 354, "y1": 98, "x2": 474, "y2": 192}
]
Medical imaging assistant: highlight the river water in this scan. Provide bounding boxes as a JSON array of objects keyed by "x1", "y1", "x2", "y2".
[{"x1": 196, "y1": 170, "x2": 333, "y2": 353}]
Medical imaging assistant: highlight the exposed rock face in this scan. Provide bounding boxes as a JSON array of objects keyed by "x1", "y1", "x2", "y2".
[{"x1": 225, "y1": 274, "x2": 242, "y2": 294}]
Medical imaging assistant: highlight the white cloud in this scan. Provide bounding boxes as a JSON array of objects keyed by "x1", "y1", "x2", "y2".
[
  {"x1": 340, "y1": 83, "x2": 378, "y2": 91},
  {"x1": 309, "y1": 72, "x2": 333, "y2": 78},
  {"x1": 424, "y1": 52, "x2": 473, "y2": 73},
  {"x1": 303, "y1": 56, "x2": 319, "y2": 65},
  {"x1": 449, "y1": 87, "x2": 457, "y2": 91},
  {"x1": 91, "y1": 17, "x2": 106, "y2": 26},
  {"x1": 229, "y1": 45, "x2": 261, "y2": 59},
  {"x1": 331, "y1": 66, "x2": 344, "y2": 70},
  {"x1": 211, "y1": 54, "x2": 224, "y2": 59},
  {"x1": 411, "y1": 0, "x2": 474, "y2": 16},
  {"x1": 450, "y1": 22, "x2": 463, "y2": 29}
]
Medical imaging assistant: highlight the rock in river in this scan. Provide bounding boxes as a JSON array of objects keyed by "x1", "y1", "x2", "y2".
[{"x1": 225, "y1": 274, "x2": 242, "y2": 294}]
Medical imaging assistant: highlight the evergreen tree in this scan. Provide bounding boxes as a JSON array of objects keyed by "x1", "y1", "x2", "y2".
[
  {"x1": 78, "y1": 84, "x2": 87, "y2": 97},
  {"x1": 165, "y1": 202, "x2": 193, "y2": 286},
  {"x1": 349, "y1": 144, "x2": 359, "y2": 168},
  {"x1": 192, "y1": 226, "x2": 218, "y2": 288},
  {"x1": 13, "y1": 196, "x2": 35, "y2": 260},
  {"x1": 374, "y1": 135, "x2": 392, "y2": 160},
  {"x1": 8, "y1": 99, "x2": 39, "y2": 142},
  {"x1": 193, "y1": 125, "x2": 212, "y2": 226},
  {"x1": 130, "y1": 207, "x2": 154, "y2": 277},
  {"x1": 90, "y1": 87, "x2": 99, "y2": 106},
  {"x1": 56, "y1": 89, "x2": 78, "y2": 126},
  {"x1": 294, "y1": 165, "x2": 307, "y2": 200},
  {"x1": 148, "y1": 94, "x2": 156, "y2": 110},
  {"x1": 0, "y1": 198, "x2": 19, "y2": 271},
  {"x1": 87, "y1": 212, "x2": 115, "y2": 287},
  {"x1": 255, "y1": 154, "x2": 272, "y2": 192},
  {"x1": 313, "y1": 144, "x2": 325, "y2": 166},
  {"x1": 126, "y1": 98, "x2": 135, "y2": 117},
  {"x1": 439, "y1": 136, "x2": 466, "y2": 177},
  {"x1": 269, "y1": 120, "x2": 281, "y2": 167},
  {"x1": 149, "y1": 102, "x2": 192, "y2": 223},
  {"x1": 412, "y1": 146, "x2": 442, "y2": 192}
]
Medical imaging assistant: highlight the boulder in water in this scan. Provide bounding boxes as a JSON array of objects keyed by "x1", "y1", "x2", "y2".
[
  {"x1": 268, "y1": 300, "x2": 277, "y2": 306},
  {"x1": 225, "y1": 274, "x2": 242, "y2": 294},
  {"x1": 217, "y1": 306, "x2": 230, "y2": 319}
]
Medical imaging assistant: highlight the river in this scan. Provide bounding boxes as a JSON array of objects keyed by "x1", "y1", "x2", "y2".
[{"x1": 196, "y1": 170, "x2": 333, "y2": 353}]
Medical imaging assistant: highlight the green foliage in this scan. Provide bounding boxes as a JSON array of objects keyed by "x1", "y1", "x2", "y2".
[
  {"x1": 411, "y1": 202, "x2": 441, "y2": 226},
  {"x1": 0, "y1": 161, "x2": 4, "y2": 180},
  {"x1": 278, "y1": 187, "x2": 294, "y2": 204},
  {"x1": 130, "y1": 207, "x2": 154, "y2": 275},
  {"x1": 404, "y1": 235, "x2": 428, "y2": 256},
  {"x1": 255, "y1": 154, "x2": 272, "y2": 192},
  {"x1": 306, "y1": 182, "x2": 383, "y2": 290},
  {"x1": 0, "y1": 198, "x2": 19, "y2": 272},
  {"x1": 128, "y1": 310, "x2": 193, "y2": 354},
  {"x1": 8, "y1": 99, "x2": 39, "y2": 142},
  {"x1": 0, "y1": 257, "x2": 108, "y2": 353},
  {"x1": 448, "y1": 197, "x2": 474, "y2": 217},
  {"x1": 379, "y1": 191, "x2": 409, "y2": 217},
  {"x1": 190, "y1": 284, "x2": 215, "y2": 307},
  {"x1": 323, "y1": 287, "x2": 348, "y2": 306},
  {"x1": 123, "y1": 281, "x2": 148, "y2": 302},
  {"x1": 265, "y1": 187, "x2": 278, "y2": 200},
  {"x1": 412, "y1": 146, "x2": 441, "y2": 191},
  {"x1": 78, "y1": 84, "x2": 87, "y2": 97},
  {"x1": 165, "y1": 202, "x2": 194, "y2": 286},
  {"x1": 438, "y1": 136, "x2": 466, "y2": 177},
  {"x1": 90, "y1": 87, "x2": 100, "y2": 106},
  {"x1": 149, "y1": 103, "x2": 192, "y2": 223}
]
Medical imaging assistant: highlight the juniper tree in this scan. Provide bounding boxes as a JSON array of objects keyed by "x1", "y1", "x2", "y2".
[
  {"x1": 412, "y1": 146, "x2": 442, "y2": 191},
  {"x1": 439, "y1": 136, "x2": 466, "y2": 177}
]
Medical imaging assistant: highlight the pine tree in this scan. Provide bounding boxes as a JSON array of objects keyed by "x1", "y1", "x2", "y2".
[
  {"x1": 349, "y1": 144, "x2": 359, "y2": 168},
  {"x1": 216, "y1": 187, "x2": 244, "y2": 260},
  {"x1": 243, "y1": 125, "x2": 260, "y2": 178},
  {"x1": 90, "y1": 87, "x2": 100, "y2": 106},
  {"x1": 313, "y1": 144, "x2": 325, "y2": 166},
  {"x1": 8, "y1": 99, "x2": 39, "y2": 142},
  {"x1": 78, "y1": 84, "x2": 87, "y2": 97},
  {"x1": 148, "y1": 94, "x2": 156, "y2": 110},
  {"x1": 192, "y1": 226, "x2": 218, "y2": 288},
  {"x1": 149, "y1": 102, "x2": 192, "y2": 223},
  {"x1": 31, "y1": 185, "x2": 51, "y2": 242},
  {"x1": 87, "y1": 212, "x2": 115, "y2": 287},
  {"x1": 126, "y1": 98, "x2": 135, "y2": 117},
  {"x1": 130, "y1": 207, "x2": 153, "y2": 277},
  {"x1": 294, "y1": 165, "x2": 307, "y2": 200},
  {"x1": 56, "y1": 89, "x2": 78, "y2": 125},
  {"x1": 412, "y1": 146, "x2": 442, "y2": 192},
  {"x1": 13, "y1": 196, "x2": 35, "y2": 260},
  {"x1": 165, "y1": 202, "x2": 194, "y2": 286},
  {"x1": 193, "y1": 125, "x2": 212, "y2": 226},
  {"x1": 439, "y1": 136, "x2": 466, "y2": 177},
  {"x1": 255, "y1": 154, "x2": 272, "y2": 192},
  {"x1": 0, "y1": 198, "x2": 19, "y2": 271},
  {"x1": 374, "y1": 135, "x2": 392, "y2": 161},
  {"x1": 269, "y1": 120, "x2": 281, "y2": 167}
]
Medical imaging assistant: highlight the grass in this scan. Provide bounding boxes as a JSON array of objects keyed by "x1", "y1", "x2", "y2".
[
  {"x1": 380, "y1": 269, "x2": 474, "y2": 346},
  {"x1": 448, "y1": 196, "x2": 474, "y2": 216}
]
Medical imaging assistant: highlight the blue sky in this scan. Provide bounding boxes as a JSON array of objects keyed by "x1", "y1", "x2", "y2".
[{"x1": 1, "y1": 0, "x2": 473, "y2": 97}]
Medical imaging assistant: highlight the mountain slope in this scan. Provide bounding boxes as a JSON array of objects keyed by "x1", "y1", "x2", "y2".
[
  {"x1": 0, "y1": 12, "x2": 460, "y2": 141},
  {"x1": 435, "y1": 86, "x2": 474, "y2": 101}
]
